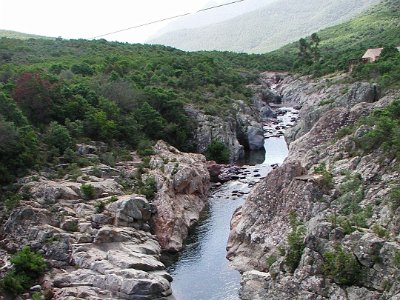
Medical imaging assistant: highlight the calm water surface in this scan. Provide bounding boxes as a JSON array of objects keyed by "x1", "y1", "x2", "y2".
[{"x1": 167, "y1": 136, "x2": 289, "y2": 300}]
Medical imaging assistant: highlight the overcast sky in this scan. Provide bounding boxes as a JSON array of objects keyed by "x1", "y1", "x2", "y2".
[{"x1": 0, "y1": 0, "x2": 217, "y2": 43}]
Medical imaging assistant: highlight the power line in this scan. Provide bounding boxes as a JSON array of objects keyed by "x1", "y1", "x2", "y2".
[{"x1": 92, "y1": 0, "x2": 245, "y2": 39}]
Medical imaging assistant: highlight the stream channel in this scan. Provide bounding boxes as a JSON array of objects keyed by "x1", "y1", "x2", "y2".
[{"x1": 165, "y1": 108, "x2": 298, "y2": 300}]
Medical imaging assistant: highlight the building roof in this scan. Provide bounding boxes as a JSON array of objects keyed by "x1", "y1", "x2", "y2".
[{"x1": 362, "y1": 47, "x2": 383, "y2": 59}]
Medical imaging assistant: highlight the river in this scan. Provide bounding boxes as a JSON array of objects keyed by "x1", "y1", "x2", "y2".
[{"x1": 165, "y1": 108, "x2": 296, "y2": 300}]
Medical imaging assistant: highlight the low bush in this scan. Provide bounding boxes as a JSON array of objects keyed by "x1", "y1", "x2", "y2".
[
  {"x1": 266, "y1": 255, "x2": 277, "y2": 270},
  {"x1": 0, "y1": 246, "x2": 46, "y2": 295},
  {"x1": 285, "y1": 212, "x2": 305, "y2": 273},
  {"x1": 322, "y1": 245, "x2": 362, "y2": 286},
  {"x1": 205, "y1": 139, "x2": 230, "y2": 164},
  {"x1": 389, "y1": 186, "x2": 400, "y2": 211},
  {"x1": 80, "y1": 183, "x2": 95, "y2": 200},
  {"x1": 313, "y1": 163, "x2": 334, "y2": 191}
]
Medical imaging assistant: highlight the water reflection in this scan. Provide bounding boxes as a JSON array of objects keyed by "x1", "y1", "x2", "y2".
[{"x1": 166, "y1": 136, "x2": 289, "y2": 300}]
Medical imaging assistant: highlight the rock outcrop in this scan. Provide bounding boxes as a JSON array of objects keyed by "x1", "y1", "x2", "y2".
[
  {"x1": 148, "y1": 140, "x2": 210, "y2": 252},
  {"x1": 185, "y1": 99, "x2": 265, "y2": 162},
  {"x1": 227, "y1": 73, "x2": 400, "y2": 299},
  {"x1": 0, "y1": 140, "x2": 211, "y2": 299}
]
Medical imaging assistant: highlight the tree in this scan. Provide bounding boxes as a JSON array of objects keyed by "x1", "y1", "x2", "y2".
[
  {"x1": 0, "y1": 118, "x2": 39, "y2": 184},
  {"x1": 0, "y1": 92, "x2": 28, "y2": 127},
  {"x1": 45, "y1": 121, "x2": 74, "y2": 155},
  {"x1": 297, "y1": 33, "x2": 321, "y2": 66},
  {"x1": 0, "y1": 246, "x2": 46, "y2": 295},
  {"x1": 84, "y1": 109, "x2": 117, "y2": 141},
  {"x1": 11, "y1": 72, "x2": 53, "y2": 125},
  {"x1": 135, "y1": 102, "x2": 165, "y2": 140},
  {"x1": 380, "y1": 45, "x2": 399, "y2": 60},
  {"x1": 205, "y1": 139, "x2": 230, "y2": 163},
  {"x1": 310, "y1": 33, "x2": 321, "y2": 62},
  {"x1": 298, "y1": 38, "x2": 312, "y2": 66}
]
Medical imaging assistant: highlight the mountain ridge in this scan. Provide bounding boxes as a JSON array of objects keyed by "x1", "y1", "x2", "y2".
[{"x1": 149, "y1": 0, "x2": 381, "y2": 53}]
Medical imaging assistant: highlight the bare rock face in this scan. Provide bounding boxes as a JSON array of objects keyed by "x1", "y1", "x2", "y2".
[
  {"x1": 0, "y1": 171, "x2": 172, "y2": 299},
  {"x1": 226, "y1": 161, "x2": 323, "y2": 271},
  {"x1": 149, "y1": 140, "x2": 210, "y2": 252},
  {"x1": 227, "y1": 73, "x2": 400, "y2": 299},
  {"x1": 185, "y1": 99, "x2": 264, "y2": 162},
  {"x1": 273, "y1": 75, "x2": 380, "y2": 145}
]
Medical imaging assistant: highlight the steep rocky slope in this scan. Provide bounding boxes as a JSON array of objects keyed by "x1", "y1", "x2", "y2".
[
  {"x1": 227, "y1": 73, "x2": 400, "y2": 299},
  {"x1": 186, "y1": 99, "x2": 265, "y2": 162},
  {"x1": 0, "y1": 141, "x2": 209, "y2": 299}
]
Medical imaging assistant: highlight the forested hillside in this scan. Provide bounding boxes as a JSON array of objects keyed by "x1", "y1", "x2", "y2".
[
  {"x1": 149, "y1": 0, "x2": 380, "y2": 53},
  {"x1": 266, "y1": 0, "x2": 400, "y2": 87},
  {"x1": 0, "y1": 0, "x2": 399, "y2": 200},
  {"x1": 0, "y1": 37, "x2": 269, "y2": 186}
]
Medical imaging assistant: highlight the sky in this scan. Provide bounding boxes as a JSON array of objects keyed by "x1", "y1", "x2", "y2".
[{"x1": 0, "y1": 0, "x2": 218, "y2": 43}]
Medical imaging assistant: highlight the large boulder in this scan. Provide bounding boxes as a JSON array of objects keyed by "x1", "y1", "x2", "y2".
[
  {"x1": 107, "y1": 195, "x2": 154, "y2": 229},
  {"x1": 149, "y1": 141, "x2": 210, "y2": 252}
]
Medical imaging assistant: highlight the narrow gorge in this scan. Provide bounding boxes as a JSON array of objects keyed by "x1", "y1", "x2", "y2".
[{"x1": 227, "y1": 72, "x2": 400, "y2": 300}]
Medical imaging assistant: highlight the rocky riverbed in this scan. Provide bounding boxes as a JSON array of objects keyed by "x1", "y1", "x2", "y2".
[
  {"x1": 227, "y1": 72, "x2": 400, "y2": 300},
  {"x1": 166, "y1": 106, "x2": 299, "y2": 300}
]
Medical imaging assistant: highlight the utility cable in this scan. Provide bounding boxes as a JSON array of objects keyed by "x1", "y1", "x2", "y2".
[{"x1": 92, "y1": 0, "x2": 245, "y2": 39}]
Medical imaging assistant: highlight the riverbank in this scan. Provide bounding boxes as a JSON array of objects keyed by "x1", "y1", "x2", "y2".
[{"x1": 166, "y1": 106, "x2": 299, "y2": 299}]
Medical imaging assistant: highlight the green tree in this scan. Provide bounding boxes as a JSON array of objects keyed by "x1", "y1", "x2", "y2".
[
  {"x1": 135, "y1": 102, "x2": 165, "y2": 140},
  {"x1": 0, "y1": 92, "x2": 28, "y2": 127},
  {"x1": 44, "y1": 121, "x2": 74, "y2": 155},
  {"x1": 84, "y1": 109, "x2": 116, "y2": 141},
  {"x1": 205, "y1": 139, "x2": 230, "y2": 163},
  {"x1": 380, "y1": 45, "x2": 399, "y2": 60}
]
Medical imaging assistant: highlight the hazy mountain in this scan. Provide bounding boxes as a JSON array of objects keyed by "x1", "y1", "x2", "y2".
[
  {"x1": 0, "y1": 29, "x2": 53, "y2": 40},
  {"x1": 148, "y1": 0, "x2": 381, "y2": 53},
  {"x1": 153, "y1": 0, "x2": 278, "y2": 37}
]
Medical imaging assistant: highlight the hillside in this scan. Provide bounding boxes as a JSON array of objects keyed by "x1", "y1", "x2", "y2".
[
  {"x1": 0, "y1": 29, "x2": 53, "y2": 40},
  {"x1": 148, "y1": 0, "x2": 380, "y2": 53},
  {"x1": 152, "y1": 0, "x2": 277, "y2": 37},
  {"x1": 265, "y1": 0, "x2": 400, "y2": 87}
]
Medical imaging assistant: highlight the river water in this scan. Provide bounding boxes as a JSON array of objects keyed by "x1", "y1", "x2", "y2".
[{"x1": 166, "y1": 108, "x2": 295, "y2": 300}]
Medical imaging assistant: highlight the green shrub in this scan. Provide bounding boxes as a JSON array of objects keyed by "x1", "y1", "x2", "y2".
[
  {"x1": 318, "y1": 99, "x2": 334, "y2": 106},
  {"x1": 336, "y1": 126, "x2": 354, "y2": 139},
  {"x1": 91, "y1": 166, "x2": 102, "y2": 178},
  {"x1": 0, "y1": 246, "x2": 46, "y2": 295},
  {"x1": 205, "y1": 139, "x2": 230, "y2": 164},
  {"x1": 109, "y1": 195, "x2": 118, "y2": 203},
  {"x1": 80, "y1": 183, "x2": 95, "y2": 200},
  {"x1": 371, "y1": 224, "x2": 389, "y2": 239},
  {"x1": 137, "y1": 140, "x2": 155, "y2": 157},
  {"x1": 137, "y1": 176, "x2": 157, "y2": 201},
  {"x1": 94, "y1": 200, "x2": 106, "y2": 213},
  {"x1": 394, "y1": 250, "x2": 400, "y2": 268},
  {"x1": 389, "y1": 186, "x2": 400, "y2": 211},
  {"x1": 337, "y1": 173, "x2": 364, "y2": 215},
  {"x1": 4, "y1": 192, "x2": 22, "y2": 211},
  {"x1": 313, "y1": 163, "x2": 334, "y2": 191},
  {"x1": 266, "y1": 255, "x2": 277, "y2": 270},
  {"x1": 285, "y1": 212, "x2": 305, "y2": 273},
  {"x1": 322, "y1": 245, "x2": 362, "y2": 286}
]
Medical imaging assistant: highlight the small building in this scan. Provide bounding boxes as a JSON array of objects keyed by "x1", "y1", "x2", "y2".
[{"x1": 362, "y1": 47, "x2": 384, "y2": 62}]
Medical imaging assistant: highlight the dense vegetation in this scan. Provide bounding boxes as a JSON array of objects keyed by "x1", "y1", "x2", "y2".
[
  {"x1": 271, "y1": 0, "x2": 400, "y2": 87},
  {"x1": 0, "y1": 0, "x2": 398, "y2": 199},
  {"x1": 0, "y1": 37, "x2": 270, "y2": 188}
]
